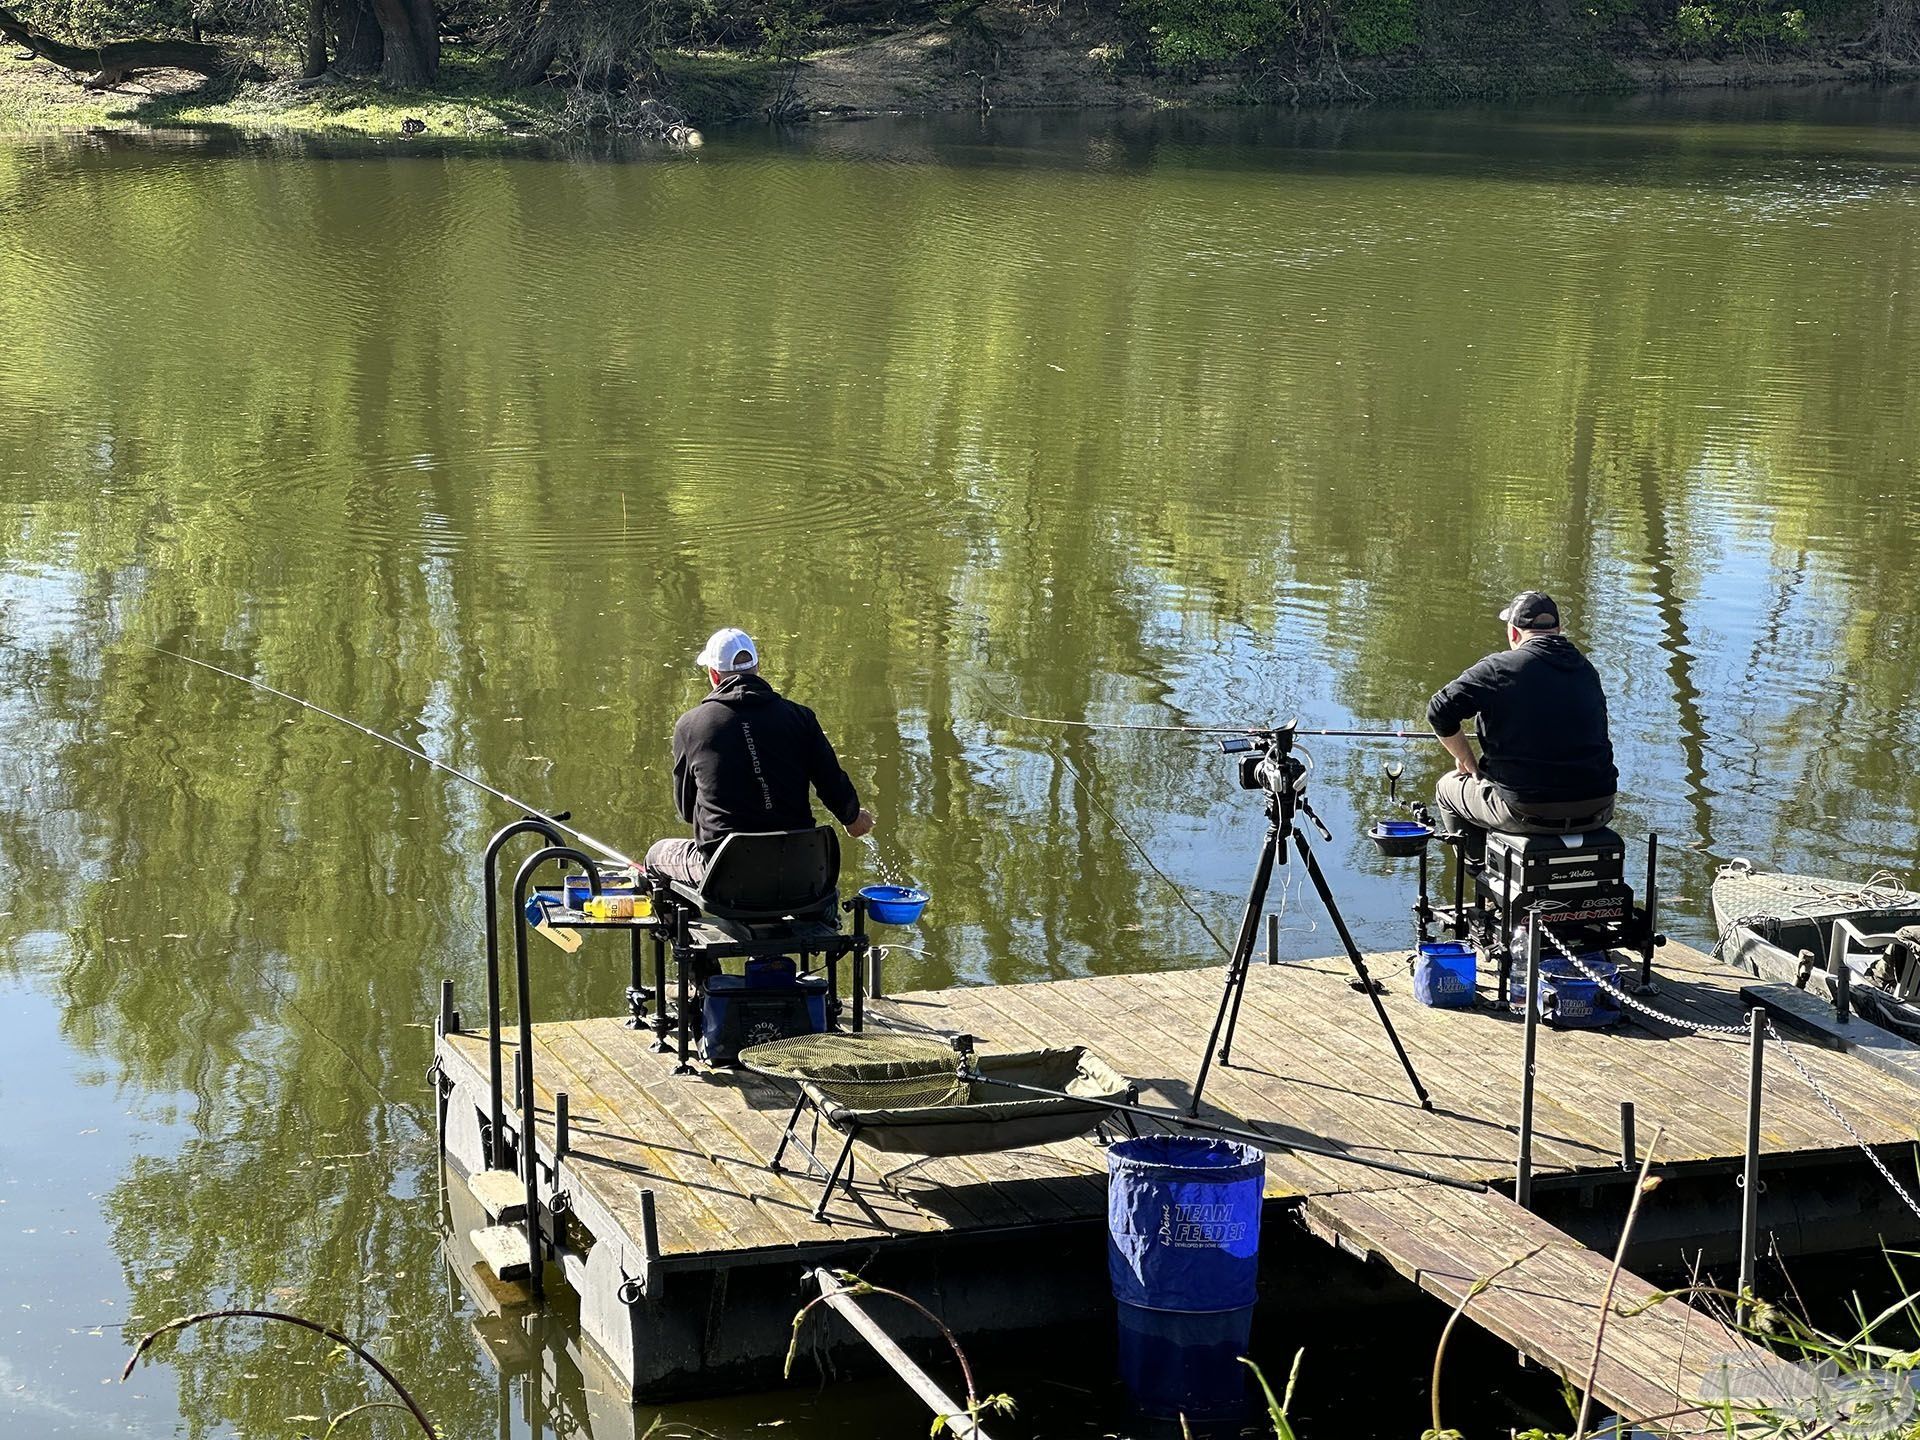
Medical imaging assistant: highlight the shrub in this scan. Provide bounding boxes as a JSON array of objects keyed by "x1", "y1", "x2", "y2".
[
  {"x1": 1339, "y1": 0, "x2": 1419, "y2": 54},
  {"x1": 1120, "y1": 0, "x2": 1294, "y2": 70}
]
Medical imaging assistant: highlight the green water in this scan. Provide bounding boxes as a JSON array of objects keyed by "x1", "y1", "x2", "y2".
[{"x1": 3, "y1": 87, "x2": 1920, "y2": 1438}]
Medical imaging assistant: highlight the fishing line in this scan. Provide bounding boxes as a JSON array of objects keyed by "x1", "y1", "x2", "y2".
[
  {"x1": 987, "y1": 706, "x2": 1443, "y2": 741},
  {"x1": 975, "y1": 685, "x2": 1234, "y2": 958},
  {"x1": 146, "y1": 645, "x2": 637, "y2": 868},
  {"x1": 964, "y1": 1068, "x2": 1485, "y2": 1191}
]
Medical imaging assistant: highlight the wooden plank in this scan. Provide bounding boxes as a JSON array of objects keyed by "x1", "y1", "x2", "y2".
[
  {"x1": 1138, "y1": 967, "x2": 1516, "y2": 1185},
  {"x1": 1005, "y1": 970, "x2": 1407, "y2": 1198},
  {"x1": 1309, "y1": 1183, "x2": 1767, "y2": 1434},
  {"x1": 535, "y1": 1023, "x2": 803, "y2": 1252}
]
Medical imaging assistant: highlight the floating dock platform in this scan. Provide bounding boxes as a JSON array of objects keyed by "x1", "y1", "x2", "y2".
[{"x1": 433, "y1": 939, "x2": 1920, "y2": 1433}]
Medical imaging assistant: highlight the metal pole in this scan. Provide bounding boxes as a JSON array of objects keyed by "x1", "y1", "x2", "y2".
[
  {"x1": 483, "y1": 818, "x2": 563, "y2": 1171},
  {"x1": 1189, "y1": 813, "x2": 1281, "y2": 1116},
  {"x1": 1219, "y1": 806, "x2": 1282, "y2": 1065},
  {"x1": 1294, "y1": 826, "x2": 1432, "y2": 1110},
  {"x1": 867, "y1": 944, "x2": 884, "y2": 1000},
  {"x1": 555, "y1": 1092, "x2": 570, "y2": 1160},
  {"x1": 1619, "y1": 1101, "x2": 1636, "y2": 1171},
  {"x1": 851, "y1": 898, "x2": 868, "y2": 1034},
  {"x1": 511, "y1": 844, "x2": 601, "y2": 1301},
  {"x1": 1641, "y1": 832, "x2": 1660, "y2": 989},
  {"x1": 1516, "y1": 917, "x2": 1543, "y2": 1210},
  {"x1": 1267, "y1": 911, "x2": 1279, "y2": 966},
  {"x1": 626, "y1": 927, "x2": 646, "y2": 1030},
  {"x1": 1738, "y1": 1006, "x2": 1765, "y2": 1323},
  {"x1": 1451, "y1": 835, "x2": 1468, "y2": 941},
  {"x1": 1835, "y1": 956, "x2": 1851, "y2": 1025}
]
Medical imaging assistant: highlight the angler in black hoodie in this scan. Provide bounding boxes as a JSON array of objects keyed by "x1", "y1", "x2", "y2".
[
  {"x1": 644, "y1": 627, "x2": 875, "y2": 887},
  {"x1": 1427, "y1": 591, "x2": 1618, "y2": 839}
]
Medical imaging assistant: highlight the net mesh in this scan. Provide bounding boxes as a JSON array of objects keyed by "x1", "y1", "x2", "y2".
[
  {"x1": 737, "y1": 1033, "x2": 964, "y2": 1108},
  {"x1": 1716, "y1": 865, "x2": 1920, "y2": 935}
]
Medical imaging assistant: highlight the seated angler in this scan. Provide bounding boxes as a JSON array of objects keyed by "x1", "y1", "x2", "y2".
[
  {"x1": 1427, "y1": 590, "x2": 1618, "y2": 844},
  {"x1": 645, "y1": 627, "x2": 876, "y2": 889}
]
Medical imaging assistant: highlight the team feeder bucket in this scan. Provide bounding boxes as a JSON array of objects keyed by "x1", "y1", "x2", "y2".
[{"x1": 1106, "y1": 1135, "x2": 1265, "y2": 1422}]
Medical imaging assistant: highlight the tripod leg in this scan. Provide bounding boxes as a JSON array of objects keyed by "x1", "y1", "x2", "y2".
[
  {"x1": 1189, "y1": 817, "x2": 1280, "y2": 1117},
  {"x1": 1294, "y1": 827, "x2": 1434, "y2": 1111}
]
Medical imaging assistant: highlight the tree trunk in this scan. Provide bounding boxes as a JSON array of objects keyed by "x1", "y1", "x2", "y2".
[
  {"x1": 371, "y1": 0, "x2": 439, "y2": 87},
  {"x1": 303, "y1": 0, "x2": 330, "y2": 77},
  {"x1": 334, "y1": 0, "x2": 385, "y2": 74},
  {"x1": 0, "y1": 3, "x2": 266, "y2": 87},
  {"x1": 497, "y1": 0, "x2": 557, "y2": 85}
]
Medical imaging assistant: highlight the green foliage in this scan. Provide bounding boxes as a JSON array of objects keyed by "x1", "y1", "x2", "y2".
[
  {"x1": 1338, "y1": 0, "x2": 1419, "y2": 54},
  {"x1": 1119, "y1": 0, "x2": 1294, "y2": 71},
  {"x1": 1670, "y1": 0, "x2": 1813, "y2": 50},
  {"x1": 754, "y1": 0, "x2": 825, "y2": 59},
  {"x1": 1242, "y1": 1353, "x2": 1305, "y2": 1440}
]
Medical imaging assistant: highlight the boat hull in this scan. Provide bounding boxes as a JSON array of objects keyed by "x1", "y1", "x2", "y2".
[{"x1": 1711, "y1": 866, "x2": 1920, "y2": 1045}]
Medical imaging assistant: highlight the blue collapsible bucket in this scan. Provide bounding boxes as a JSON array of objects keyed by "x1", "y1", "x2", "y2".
[
  {"x1": 1414, "y1": 940, "x2": 1476, "y2": 1008},
  {"x1": 1107, "y1": 1136, "x2": 1263, "y2": 1421},
  {"x1": 1114, "y1": 1301, "x2": 1255, "y2": 1422},
  {"x1": 1106, "y1": 1135, "x2": 1265, "y2": 1310}
]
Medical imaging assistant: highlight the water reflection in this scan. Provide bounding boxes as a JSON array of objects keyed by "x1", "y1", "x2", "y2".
[{"x1": 1, "y1": 89, "x2": 1918, "y2": 1436}]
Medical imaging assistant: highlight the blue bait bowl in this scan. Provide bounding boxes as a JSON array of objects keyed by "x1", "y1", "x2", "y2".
[
  {"x1": 859, "y1": 884, "x2": 930, "y2": 926},
  {"x1": 1369, "y1": 819, "x2": 1434, "y2": 858}
]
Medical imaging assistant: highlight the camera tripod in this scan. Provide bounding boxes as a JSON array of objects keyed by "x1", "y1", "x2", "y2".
[{"x1": 1189, "y1": 725, "x2": 1433, "y2": 1116}]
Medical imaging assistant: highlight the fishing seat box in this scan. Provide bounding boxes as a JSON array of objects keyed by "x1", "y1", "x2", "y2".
[
  {"x1": 1477, "y1": 828, "x2": 1630, "y2": 930},
  {"x1": 700, "y1": 972, "x2": 828, "y2": 1066}
]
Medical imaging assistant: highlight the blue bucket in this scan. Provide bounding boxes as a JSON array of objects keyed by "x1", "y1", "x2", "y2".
[
  {"x1": 1507, "y1": 949, "x2": 1622, "y2": 1029},
  {"x1": 858, "y1": 884, "x2": 929, "y2": 926},
  {"x1": 1369, "y1": 818, "x2": 1435, "y2": 858},
  {"x1": 1106, "y1": 1136, "x2": 1264, "y2": 1312},
  {"x1": 1114, "y1": 1301, "x2": 1254, "y2": 1422},
  {"x1": 1414, "y1": 941, "x2": 1476, "y2": 1008}
]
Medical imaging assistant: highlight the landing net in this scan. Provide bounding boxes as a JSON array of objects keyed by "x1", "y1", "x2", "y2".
[{"x1": 738, "y1": 1034, "x2": 964, "y2": 1109}]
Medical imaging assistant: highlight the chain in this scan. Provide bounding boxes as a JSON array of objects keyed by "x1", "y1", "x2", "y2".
[
  {"x1": 1530, "y1": 922, "x2": 1751, "y2": 1036},
  {"x1": 1528, "y1": 921, "x2": 1920, "y2": 1223},
  {"x1": 1768, "y1": 1018, "x2": 1920, "y2": 1221}
]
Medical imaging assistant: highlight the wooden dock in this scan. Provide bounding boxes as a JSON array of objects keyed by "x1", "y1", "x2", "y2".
[{"x1": 434, "y1": 939, "x2": 1920, "y2": 1428}]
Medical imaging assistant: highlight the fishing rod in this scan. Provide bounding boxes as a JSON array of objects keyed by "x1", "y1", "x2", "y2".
[
  {"x1": 955, "y1": 1050, "x2": 1483, "y2": 1192},
  {"x1": 147, "y1": 645, "x2": 638, "y2": 869},
  {"x1": 985, "y1": 706, "x2": 1448, "y2": 741}
]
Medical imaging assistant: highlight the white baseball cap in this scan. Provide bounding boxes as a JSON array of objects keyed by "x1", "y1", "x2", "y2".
[{"x1": 696, "y1": 627, "x2": 759, "y2": 673}]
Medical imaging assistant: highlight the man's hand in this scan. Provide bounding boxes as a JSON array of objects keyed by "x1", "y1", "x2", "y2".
[
  {"x1": 846, "y1": 808, "x2": 876, "y2": 839},
  {"x1": 1436, "y1": 728, "x2": 1479, "y2": 778}
]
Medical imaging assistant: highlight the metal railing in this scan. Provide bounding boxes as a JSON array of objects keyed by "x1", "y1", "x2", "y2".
[{"x1": 1509, "y1": 906, "x2": 1920, "y2": 1323}]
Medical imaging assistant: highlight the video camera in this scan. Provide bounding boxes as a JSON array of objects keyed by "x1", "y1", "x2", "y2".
[{"x1": 1219, "y1": 726, "x2": 1307, "y2": 797}]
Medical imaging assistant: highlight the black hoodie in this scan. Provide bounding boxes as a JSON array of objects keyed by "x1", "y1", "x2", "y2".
[
  {"x1": 670, "y1": 674, "x2": 861, "y2": 845},
  {"x1": 1427, "y1": 635, "x2": 1618, "y2": 807}
]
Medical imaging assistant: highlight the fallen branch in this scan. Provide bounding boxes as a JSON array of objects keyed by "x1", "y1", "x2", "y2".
[
  {"x1": 122, "y1": 1308, "x2": 436, "y2": 1439},
  {"x1": 0, "y1": 5, "x2": 265, "y2": 88}
]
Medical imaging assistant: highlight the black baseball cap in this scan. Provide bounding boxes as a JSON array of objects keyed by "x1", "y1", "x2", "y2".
[{"x1": 1498, "y1": 591, "x2": 1560, "y2": 631}]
